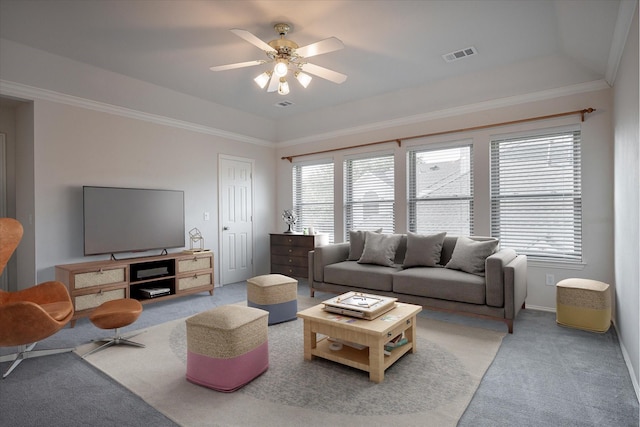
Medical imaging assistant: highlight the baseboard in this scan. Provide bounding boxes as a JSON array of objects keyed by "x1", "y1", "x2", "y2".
[
  {"x1": 524, "y1": 304, "x2": 556, "y2": 313},
  {"x1": 616, "y1": 324, "x2": 640, "y2": 403}
]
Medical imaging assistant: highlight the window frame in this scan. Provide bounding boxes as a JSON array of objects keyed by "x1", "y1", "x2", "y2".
[
  {"x1": 490, "y1": 125, "x2": 583, "y2": 263},
  {"x1": 343, "y1": 151, "x2": 395, "y2": 238},
  {"x1": 291, "y1": 159, "x2": 335, "y2": 242},
  {"x1": 407, "y1": 141, "x2": 474, "y2": 236}
]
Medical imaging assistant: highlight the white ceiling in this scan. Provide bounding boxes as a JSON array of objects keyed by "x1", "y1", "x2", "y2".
[{"x1": 0, "y1": 0, "x2": 627, "y2": 124}]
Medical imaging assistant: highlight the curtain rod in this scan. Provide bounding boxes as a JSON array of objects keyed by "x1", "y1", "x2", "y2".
[{"x1": 281, "y1": 107, "x2": 595, "y2": 162}]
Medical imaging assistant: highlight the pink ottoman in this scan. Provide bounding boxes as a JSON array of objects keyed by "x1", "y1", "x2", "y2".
[{"x1": 186, "y1": 305, "x2": 269, "y2": 392}]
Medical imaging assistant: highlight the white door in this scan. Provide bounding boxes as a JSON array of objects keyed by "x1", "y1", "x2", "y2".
[{"x1": 219, "y1": 155, "x2": 254, "y2": 285}]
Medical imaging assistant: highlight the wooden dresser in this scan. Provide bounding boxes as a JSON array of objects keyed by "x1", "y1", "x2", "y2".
[{"x1": 270, "y1": 233, "x2": 328, "y2": 278}]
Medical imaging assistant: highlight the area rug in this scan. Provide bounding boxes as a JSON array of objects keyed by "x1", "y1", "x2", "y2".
[{"x1": 76, "y1": 297, "x2": 505, "y2": 427}]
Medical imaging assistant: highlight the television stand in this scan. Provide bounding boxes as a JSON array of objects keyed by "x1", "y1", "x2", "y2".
[{"x1": 55, "y1": 252, "x2": 214, "y2": 327}]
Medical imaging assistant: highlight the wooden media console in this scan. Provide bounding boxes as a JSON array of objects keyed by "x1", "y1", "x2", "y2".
[{"x1": 55, "y1": 252, "x2": 214, "y2": 326}]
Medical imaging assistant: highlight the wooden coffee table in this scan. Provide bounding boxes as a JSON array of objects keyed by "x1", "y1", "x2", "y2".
[{"x1": 296, "y1": 302, "x2": 422, "y2": 383}]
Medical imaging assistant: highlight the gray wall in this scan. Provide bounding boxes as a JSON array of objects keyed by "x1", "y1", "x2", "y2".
[
  {"x1": 26, "y1": 99, "x2": 276, "y2": 286},
  {"x1": 613, "y1": 2, "x2": 639, "y2": 399}
]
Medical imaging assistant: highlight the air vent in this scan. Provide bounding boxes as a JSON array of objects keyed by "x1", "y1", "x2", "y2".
[
  {"x1": 274, "y1": 100, "x2": 295, "y2": 108},
  {"x1": 442, "y1": 46, "x2": 478, "y2": 63}
]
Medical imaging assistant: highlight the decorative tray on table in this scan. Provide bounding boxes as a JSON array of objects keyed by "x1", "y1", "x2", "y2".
[{"x1": 322, "y1": 291, "x2": 397, "y2": 320}]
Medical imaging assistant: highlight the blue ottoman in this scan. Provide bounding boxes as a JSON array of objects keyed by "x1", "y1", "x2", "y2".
[{"x1": 247, "y1": 274, "x2": 298, "y2": 325}]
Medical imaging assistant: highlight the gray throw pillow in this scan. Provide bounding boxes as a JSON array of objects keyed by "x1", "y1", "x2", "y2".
[
  {"x1": 347, "y1": 228, "x2": 382, "y2": 261},
  {"x1": 445, "y1": 236, "x2": 499, "y2": 276},
  {"x1": 402, "y1": 231, "x2": 447, "y2": 268},
  {"x1": 357, "y1": 232, "x2": 402, "y2": 267}
]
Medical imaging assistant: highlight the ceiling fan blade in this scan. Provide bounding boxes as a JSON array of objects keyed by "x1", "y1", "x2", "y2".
[
  {"x1": 301, "y1": 63, "x2": 348, "y2": 84},
  {"x1": 295, "y1": 37, "x2": 344, "y2": 58},
  {"x1": 267, "y1": 73, "x2": 280, "y2": 92},
  {"x1": 230, "y1": 29, "x2": 277, "y2": 53},
  {"x1": 209, "y1": 60, "x2": 265, "y2": 71}
]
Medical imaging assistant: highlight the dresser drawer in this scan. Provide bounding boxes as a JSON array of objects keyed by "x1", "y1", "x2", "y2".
[
  {"x1": 74, "y1": 287, "x2": 127, "y2": 311},
  {"x1": 271, "y1": 245, "x2": 312, "y2": 257},
  {"x1": 178, "y1": 273, "x2": 213, "y2": 291},
  {"x1": 177, "y1": 255, "x2": 212, "y2": 273},
  {"x1": 271, "y1": 264, "x2": 308, "y2": 278},
  {"x1": 73, "y1": 267, "x2": 126, "y2": 290},
  {"x1": 270, "y1": 234, "x2": 315, "y2": 248},
  {"x1": 271, "y1": 254, "x2": 307, "y2": 266}
]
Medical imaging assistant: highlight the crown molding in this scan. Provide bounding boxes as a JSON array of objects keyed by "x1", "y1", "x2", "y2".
[
  {"x1": 1, "y1": 78, "x2": 611, "y2": 150},
  {"x1": 277, "y1": 80, "x2": 611, "y2": 148},
  {"x1": 605, "y1": 0, "x2": 638, "y2": 85},
  {"x1": 0, "y1": 79, "x2": 274, "y2": 147}
]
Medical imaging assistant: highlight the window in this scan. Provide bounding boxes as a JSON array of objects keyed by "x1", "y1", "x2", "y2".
[
  {"x1": 490, "y1": 127, "x2": 582, "y2": 262},
  {"x1": 292, "y1": 161, "x2": 334, "y2": 242},
  {"x1": 408, "y1": 144, "x2": 473, "y2": 235},
  {"x1": 344, "y1": 154, "x2": 394, "y2": 236}
]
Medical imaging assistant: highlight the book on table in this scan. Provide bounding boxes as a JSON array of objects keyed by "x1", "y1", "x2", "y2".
[{"x1": 384, "y1": 333, "x2": 408, "y2": 352}]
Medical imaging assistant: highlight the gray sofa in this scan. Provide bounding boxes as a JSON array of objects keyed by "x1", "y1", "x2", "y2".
[{"x1": 308, "y1": 234, "x2": 527, "y2": 333}]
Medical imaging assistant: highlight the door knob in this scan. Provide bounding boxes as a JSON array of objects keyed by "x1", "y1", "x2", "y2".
[{"x1": 223, "y1": 226, "x2": 229, "y2": 230}]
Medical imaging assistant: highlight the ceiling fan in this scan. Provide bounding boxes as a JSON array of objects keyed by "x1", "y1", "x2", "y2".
[{"x1": 210, "y1": 23, "x2": 347, "y2": 95}]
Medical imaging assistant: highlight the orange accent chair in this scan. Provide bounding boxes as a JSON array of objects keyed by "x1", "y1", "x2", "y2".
[{"x1": 0, "y1": 218, "x2": 75, "y2": 378}]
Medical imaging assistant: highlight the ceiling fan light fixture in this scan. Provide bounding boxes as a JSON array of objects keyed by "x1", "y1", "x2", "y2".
[
  {"x1": 211, "y1": 23, "x2": 346, "y2": 96},
  {"x1": 278, "y1": 77, "x2": 290, "y2": 95},
  {"x1": 254, "y1": 71, "x2": 272, "y2": 89},
  {"x1": 295, "y1": 71, "x2": 312, "y2": 88},
  {"x1": 274, "y1": 61, "x2": 288, "y2": 77}
]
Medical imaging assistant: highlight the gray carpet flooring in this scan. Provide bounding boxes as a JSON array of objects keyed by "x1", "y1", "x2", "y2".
[{"x1": 0, "y1": 281, "x2": 638, "y2": 427}]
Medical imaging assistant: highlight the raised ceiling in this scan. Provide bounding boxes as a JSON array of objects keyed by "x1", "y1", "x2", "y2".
[{"x1": 0, "y1": 1, "x2": 628, "y2": 127}]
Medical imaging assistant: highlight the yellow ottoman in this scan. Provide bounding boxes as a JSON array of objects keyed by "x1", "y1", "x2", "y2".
[{"x1": 556, "y1": 278, "x2": 611, "y2": 333}]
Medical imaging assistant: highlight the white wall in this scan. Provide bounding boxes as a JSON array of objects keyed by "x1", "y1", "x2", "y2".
[
  {"x1": 613, "y1": 2, "x2": 639, "y2": 399},
  {"x1": 276, "y1": 88, "x2": 614, "y2": 312},
  {"x1": 27, "y1": 99, "x2": 276, "y2": 286}
]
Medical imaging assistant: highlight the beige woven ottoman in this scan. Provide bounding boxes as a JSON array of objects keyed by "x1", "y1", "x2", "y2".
[
  {"x1": 556, "y1": 278, "x2": 611, "y2": 333},
  {"x1": 247, "y1": 274, "x2": 298, "y2": 325},
  {"x1": 185, "y1": 305, "x2": 269, "y2": 392}
]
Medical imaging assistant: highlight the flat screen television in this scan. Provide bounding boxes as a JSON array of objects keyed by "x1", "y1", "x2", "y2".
[{"x1": 83, "y1": 186, "x2": 185, "y2": 256}]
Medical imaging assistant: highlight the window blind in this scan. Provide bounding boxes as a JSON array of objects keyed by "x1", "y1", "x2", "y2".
[
  {"x1": 292, "y1": 161, "x2": 334, "y2": 242},
  {"x1": 344, "y1": 154, "x2": 395, "y2": 236},
  {"x1": 408, "y1": 145, "x2": 473, "y2": 235},
  {"x1": 490, "y1": 128, "x2": 582, "y2": 262}
]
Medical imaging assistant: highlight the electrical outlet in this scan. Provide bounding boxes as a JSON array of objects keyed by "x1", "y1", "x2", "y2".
[{"x1": 545, "y1": 273, "x2": 555, "y2": 286}]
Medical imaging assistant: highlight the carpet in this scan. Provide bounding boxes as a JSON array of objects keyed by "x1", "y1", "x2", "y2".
[{"x1": 76, "y1": 297, "x2": 505, "y2": 427}]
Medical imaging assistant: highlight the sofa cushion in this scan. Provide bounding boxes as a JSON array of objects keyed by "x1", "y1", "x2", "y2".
[
  {"x1": 347, "y1": 229, "x2": 382, "y2": 261},
  {"x1": 358, "y1": 232, "x2": 402, "y2": 267},
  {"x1": 445, "y1": 236, "x2": 499, "y2": 276},
  {"x1": 393, "y1": 267, "x2": 486, "y2": 305},
  {"x1": 402, "y1": 231, "x2": 446, "y2": 268},
  {"x1": 324, "y1": 261, "x2": 398, "y2": 292}
]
